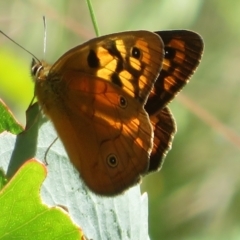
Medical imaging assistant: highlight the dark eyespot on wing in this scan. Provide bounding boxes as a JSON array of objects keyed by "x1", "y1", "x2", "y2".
[
  {"x1": 164, "y1": 46, "x2": 176, "y2": 59},
  {"x1": 131, "y1": 47, "x2": 141, "y2": 59},
  {"x1": 119, "y1": 95, "x2": 127, "y2": 108}
]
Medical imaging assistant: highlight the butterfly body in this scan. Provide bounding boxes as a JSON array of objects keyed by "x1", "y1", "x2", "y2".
[{"x1": 32, "y1": 30, "x2": 203, "y2": 196}]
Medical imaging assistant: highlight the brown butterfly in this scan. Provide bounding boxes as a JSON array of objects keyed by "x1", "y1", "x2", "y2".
[{"x1": 31, "y1": 30, "x2": 203, "y2": 196}]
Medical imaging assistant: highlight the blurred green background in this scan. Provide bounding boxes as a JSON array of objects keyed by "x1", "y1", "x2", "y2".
[{"x1": 1, "y1": 1, "x2": 240, "y2": 239}]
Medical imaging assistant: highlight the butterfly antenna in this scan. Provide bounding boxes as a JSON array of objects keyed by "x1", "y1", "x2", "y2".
[
  {"x1": 0, "y1": 30, "x2": 41, "y2": 63},
  {"x1": 43, "y1": 16, "x2": 47, "y2": 59}
]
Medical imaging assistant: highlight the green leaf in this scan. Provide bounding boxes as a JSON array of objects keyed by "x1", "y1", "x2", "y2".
[
  {"x1": 0, "y1": 99, "x2": 23, "y2": 134},
  {"x1": 0, "y1": 159, "x2": 83, "y2": 240}
]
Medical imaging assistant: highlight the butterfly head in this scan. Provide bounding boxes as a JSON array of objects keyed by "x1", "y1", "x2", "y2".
[{"x1": 31, "y1": 58, "x2": 52, "y2": 83}]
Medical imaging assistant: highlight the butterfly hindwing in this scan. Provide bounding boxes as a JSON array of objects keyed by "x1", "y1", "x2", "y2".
[
  {"x1": 46, "y1": 74, "x2": 153, "y2": 195},
  {"x1": 148, "y1": 107, "x2": 176, "y2": 172}
]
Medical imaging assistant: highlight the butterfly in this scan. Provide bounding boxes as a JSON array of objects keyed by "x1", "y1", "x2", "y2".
[{"x1": 31, "y1": 30, "x2": 203, "y2": 196}]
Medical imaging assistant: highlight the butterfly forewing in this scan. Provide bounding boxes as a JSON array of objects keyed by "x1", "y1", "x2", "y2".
[
  {"x1": 146, "y1": 30, "x2": 204, "y2": 172},
  {"x1": 145, "y1": 30, "x2": 204, "y2": 115},
  {"x1": 51, "y1": 31, "x2": 164, "y2": 104}
]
